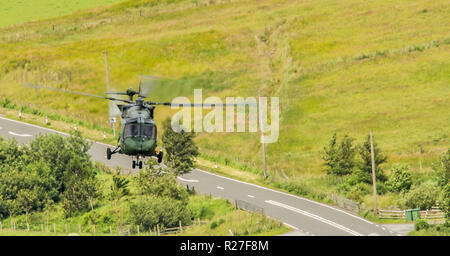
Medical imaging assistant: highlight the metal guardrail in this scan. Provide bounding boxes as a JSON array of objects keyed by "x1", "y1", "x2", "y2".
[
  {"x1": 331, "y1": 194, "x2": 360, "y2": 213},
  {"x1": 235, "y1": 200, "x2": 264, "y2": 214}
]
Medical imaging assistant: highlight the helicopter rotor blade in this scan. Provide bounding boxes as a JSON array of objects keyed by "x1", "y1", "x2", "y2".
[
  {"x1": 108, "y1": 101, "x2": 122, "y2": 118},
  {"x1": 146, "y1": 102, "x2": 258, "y2": 107},
  {"x1": 23, "y1": 83, "x2": 132, "y2": 104},
  {"x1": 138, "y1": 75, "x2": 160, "y2": 98},
  {"x1": 105, "y1": 92, "x2": 128, "y2": 95}
]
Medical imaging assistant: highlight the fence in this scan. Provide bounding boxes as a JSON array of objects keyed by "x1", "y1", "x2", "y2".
[
  {"x1": 235, "y1": 200, "x2": 265, "y2": 215},
  {"x1": 0, "y1": 219, "x2": 209, "y2": 236},
  {"x1": 331, "y1": 194, "x2": 360, "y2": 213},
  {"x1": 378, "y1": 207, "x2": 445, "y2": 220}
]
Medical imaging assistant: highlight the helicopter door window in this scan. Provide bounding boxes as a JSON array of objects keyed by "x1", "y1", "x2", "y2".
[
  {"x1": 141, "y1": 125, "x2": 155, "y2": 138},
  {"x1": 124, "y1": 123, "x2": 139, "y2": 137}
]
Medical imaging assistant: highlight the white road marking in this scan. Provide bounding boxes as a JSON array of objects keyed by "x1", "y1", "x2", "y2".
[
  {"x1": 265, "y1": 200, "x2": 363, "y2": 236},
  {"x1": 283, "y1": 223, "x2": 299, "y2": 230},
  {"x1": 195, "y1": 169, "x2": 374, "y2": 225},
  {"x1": 216, "y1": 186, "x2": 224, "y2": 190},
  {"x1": 177, "y1": 177, "x2": 199, "y2": 183},
  {"x1": 8, "y1": 131, "x2": 32, "y2": 137},
  {"x1": 247, "y1": 195, "x2": 255, "y2": 198}
]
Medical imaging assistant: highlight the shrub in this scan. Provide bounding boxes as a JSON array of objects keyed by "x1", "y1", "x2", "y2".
[
  {"x1": 404, "y1": 183, "x2": 440, "y2": 210},
  {"x1": 129, "y1": 196, "x2": 192, "y2": 231},
  {"x1": 386, "y1": 165, "x2": 412, "y2": 193},
  {"x1": 415, "y1": 220, "x2": 429, "y2": 231},
  {"x1": 210, "y1": 221, "x2": 218, "y2": 229},
  {"x1": 134, "y1": 173, "x2": 189, "y2": 205}
]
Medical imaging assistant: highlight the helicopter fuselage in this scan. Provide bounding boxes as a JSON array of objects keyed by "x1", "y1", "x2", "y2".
[{"x1": 118, "y1": 104, "x2": 157, "y2": 157}]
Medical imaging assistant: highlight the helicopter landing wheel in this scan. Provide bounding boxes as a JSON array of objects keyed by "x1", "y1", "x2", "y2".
[
  {"x1": 139, "y1": 161, "x2": 143, "y2": 169},
  {"x1": 106, "y1": 148, "x2": 112, "y2": 160},
  {"x1": 132, "y1": 160, "x2": 136, "y2": 169}
]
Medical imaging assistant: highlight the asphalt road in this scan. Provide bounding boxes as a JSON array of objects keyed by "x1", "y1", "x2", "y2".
[{"x1": 0, "y1": 115, "x2": 399, "y2": 236}]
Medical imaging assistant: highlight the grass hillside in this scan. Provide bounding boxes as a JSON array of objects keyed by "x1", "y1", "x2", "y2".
[
  {"x1": 0, "y1": 0, "x2": 448, "y2": 191},
  {"x1": 0, "y1": 0, "x2": 125, "y2": 29}
]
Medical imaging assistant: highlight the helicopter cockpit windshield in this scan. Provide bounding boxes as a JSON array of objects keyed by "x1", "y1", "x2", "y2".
[
  {"x1": 124, "y1": 123, "x2": 155, "y2": 138},
  {"x1": 141, "y1": 124, "x2": 155, "y2": 138},
  {"x1": 124, "y1": 123, "x2": 139, "y2": 137}
]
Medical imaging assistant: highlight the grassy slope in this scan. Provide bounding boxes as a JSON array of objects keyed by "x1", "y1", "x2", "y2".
[
  {"x1": 0, "y1": 0, "x2": 448, "y2": 191},
  {"x1": 0, "y1": 0, "x2": 126, "y2": 29}
]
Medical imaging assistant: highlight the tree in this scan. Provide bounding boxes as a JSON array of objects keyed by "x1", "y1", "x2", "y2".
[
  {"x1": 323, "y1": 132, "x2": 339, "y2": 175},
  {"x1": 433, "y1": 149, "x2": 450, "y2": 219},
  {"x1": 358, "y1": 134, "x2": 387, "y2": 183},
  {"x1": 386, "y1": 165, "x2": 412, "y2": 193},
  {"x1": 85, "y1": 177, "x2": 100, "y2": 211},
  {"x1": 0, "y1": 137, "x2": 23, "y2": 168},
  {"x1": 162, "y1": 118, "x2": 199, "y2": 175},
  {"x1": 323, "y1": 133, "x2": 356, "y2": 176},
  {"x1": 110, "y1": 172, "x2": 130, "y2": 208},
  {"x1": 404, "y1": 183, "x2": 440, "y2": 210},
  {"x1": 17, "y1": 189, "x2": 38, "y2": 227}
]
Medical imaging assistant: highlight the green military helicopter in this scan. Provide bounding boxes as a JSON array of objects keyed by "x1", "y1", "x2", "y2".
[{"x1": 23, "y1": 79, "x2": 251, "y2": 169}]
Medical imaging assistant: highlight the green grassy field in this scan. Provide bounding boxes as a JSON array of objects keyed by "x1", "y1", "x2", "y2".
[
  {"x1": 0, "y1": 0, "x2": 448, "y2": 209},
  {"x1": 0, "y1": 0, "x2": 125, "y2": 28}
]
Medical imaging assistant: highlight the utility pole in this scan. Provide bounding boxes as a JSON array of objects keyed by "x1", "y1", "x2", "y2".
[
  {"x1": 258, "y1": 89, "x2": 267, "y2": 180},
  {"x1": 104, "y1": 50, "x2": 115, "y2": 137},
  {"x1": 370, "y1": 132, "x2": 378, "y2": 214},
  {"x1": 104, "y1": 50, "x2": 110, "y2": 89}
]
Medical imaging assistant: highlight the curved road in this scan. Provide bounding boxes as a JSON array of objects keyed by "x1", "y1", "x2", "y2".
[{"x1": 0, "y1": 115, "x2": 399, "y2": 236}]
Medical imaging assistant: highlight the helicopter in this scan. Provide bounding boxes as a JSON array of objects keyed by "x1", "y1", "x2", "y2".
[{"x1": 23, "y1": 79, "x2": 254, "y2": 169}]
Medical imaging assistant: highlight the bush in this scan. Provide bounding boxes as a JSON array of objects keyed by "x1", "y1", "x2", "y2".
[
  {"x1": 386, "y1": 165, "x2": 412, "y2": 193},
  {"x1": 210, "y1": 221, "x2": 218, "y2": 229},
  {"x1": 415, "y1": 220, "x2": 429, "y2": 231},
  {"x1": 134, "y1": 173, "x2": 189, "y2": 205},
  {"x1": 404, "y1": 183, "x2": 440, "y2": 210},
  {"x1": 129, "y1": 196, "x2": 192, "y2": 231}
]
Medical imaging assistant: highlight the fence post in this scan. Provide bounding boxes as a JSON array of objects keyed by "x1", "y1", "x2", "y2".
[
  {"x1": 179, "y1": 221, "x2": 183, "y2": 232},
  {"x1": 41, "y1": 224, "x2": 44, "y2": 233},
  {"x1": 65, "y1": 224, "x2": 68, "y2": 233},
  {"x1": 137, "y1": 225, "x2": 140, "y2": 235},
  {"x1": 27, "y1": 223, "x2": 30, "y2": 232},
  {"x1": 78, "y1": 224, "x2": 81, "y2": 234},
  {"x1": 157, "y1": 224, "x2": 160, "y2": 236},
  {"x1": 109, "y1": 226, "x2": 112, "y2": 236},
  {"x1": 13, "y1": 222, "x2": 16, "y2": 232},
  {"x1": 53, "y1": 223, "x2": 56, "y2": 234},
  {"x1": 0, "y1": 221, "x2": 2, "y2": 231}
]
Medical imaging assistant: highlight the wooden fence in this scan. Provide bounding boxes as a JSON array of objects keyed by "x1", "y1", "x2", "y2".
[
  {"x1": 0, "y1": 219, "x2": 209, "y2": 236},
  {"x1": 378, "y1": 207, "x2": 444, "y2": 220}
]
